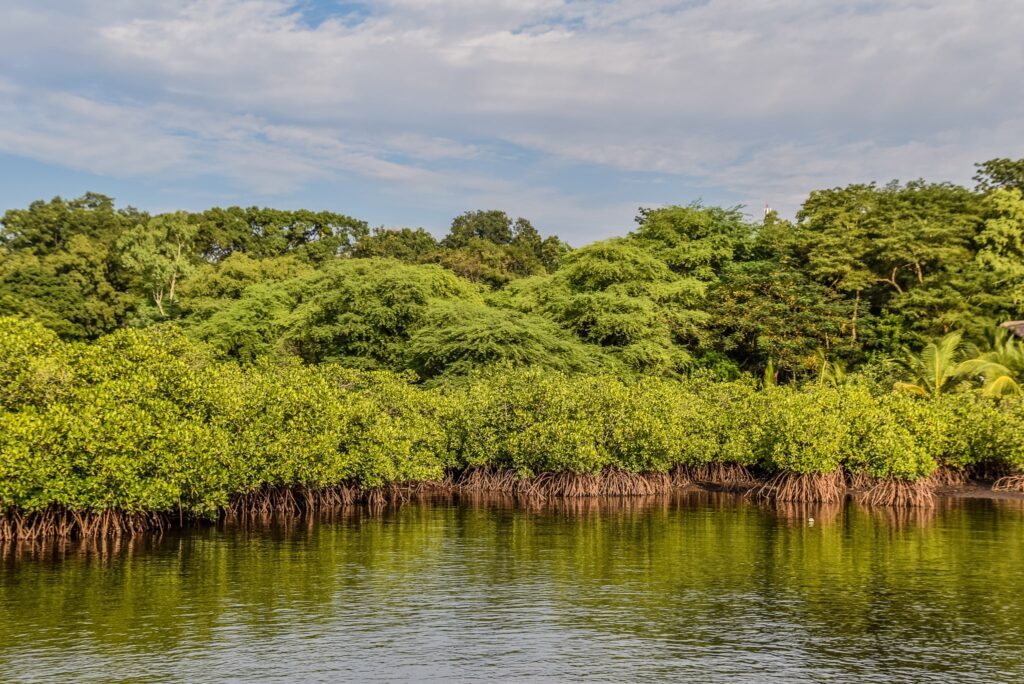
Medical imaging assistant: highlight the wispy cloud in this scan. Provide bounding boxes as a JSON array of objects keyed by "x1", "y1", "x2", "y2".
[{"x1": 0, "y1": 0, "x2": 1021, "y2": 239}]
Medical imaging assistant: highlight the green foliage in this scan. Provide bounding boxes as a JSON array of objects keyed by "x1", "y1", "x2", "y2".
[
  {"x1": 281, "y1": 259, "x2": 483, "y2": 366},
  {"x1": 118, "y1": 212, "x2": 198, "y2": 316},
  {"x1": 976, "y1": 188, "x2": 1024, "y2": 309},
  {"x1": 406, "y1": 302, "x2": 603, "y2": 380},
  {"x1": 352, "y1": 227, "x2": 438, "y2": 260},
  {"x1": 1, "y1": 158, "x2": 1022, "y2": 382},
  {"x1": 971, "y1": 327, "x2": 1024, "y2": 397},
  {"x1": 192, "y1": 206, "x2": 369, "y2": 263},
  {"x1": 442, "y1": 210, "x2": 518, "y2": 248},
  {"x1": 0, "y1": 316, "x2": 72, "y2": 410},
  {"x1": 893, "y1": 331, "x2": 979, "y2": 396},
  {"x1": 507, "y1": 239, "x2": 707, "y2": 375},
  {"x1": 427, "y1": 237, "x2": 547, "y2": 288},
  {"x1": 2, "y1": 320, "x2": 1023, "y2": 519},
  {"x1": 974, "y1": 157, "x2": 1024, "y2": 193},
  {"x1": 709, "y1": 259, "x2": 853, "y2": 376},
  {"x1": 795, "y1": 180, "x2": 985, "y2": 350},
  {"x1": 0, "y1": 194, "x2": 141, "y2": 338},
  {"x1": 632, "y1": 204, "x2": 752, "y2": 279}
]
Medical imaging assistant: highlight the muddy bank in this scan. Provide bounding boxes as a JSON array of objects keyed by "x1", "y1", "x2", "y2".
[{"x1": 933, "y1": 484, "x2": 1024, "y2": 501}]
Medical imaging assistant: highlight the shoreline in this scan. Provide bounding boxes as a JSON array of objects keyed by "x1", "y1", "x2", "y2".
[
  {"x1": 4, "y1": 469, "x2": 1024, "y2": 542},
  {"x1": 931, "y1": 483, "x2": 1024, "y2": 501}
]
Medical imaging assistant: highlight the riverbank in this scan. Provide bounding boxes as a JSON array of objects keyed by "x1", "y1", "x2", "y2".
[{"x1": 4, "y1": 468, "x2": 1024, "y2": 541}]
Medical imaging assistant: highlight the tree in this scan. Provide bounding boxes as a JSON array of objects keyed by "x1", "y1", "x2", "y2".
[
  {"x1": 795, "y1": 181, "x2": 984, "y2": 349},
  {"x1": 709, "y1": 260, "x2": 853, "y2": 377},
  {"x1": 281, "y1": 259, "x2": 483, "y2": 367},
  {"x1": 352, "y1": 227, "x2": 438, "y2": 261},
  {"x1": 193, "y1": 206, "x2": 368, "y2": 263},
  {"x1": 428, "y1": 238, "x2": 546, "y2": 288},
  {"x1": 974, "y1": 158, "x2": 1024, "y2": 193},
  {"x1": 506, "y1": 239, "x2": 708, "y2": 375},
  {"x1": 442, "y1": 210, "x2": 515, "y2": 248},
  {"x1": 632, "y1": 204, "x2": 753, "y2": 280},
  {"x1": 0, "y1": 194, "x2": 142, "y2": 338},
  {"x1": 119, "y1": 212, "x2": 198, "y2": 316},
  {"x1": 976, "y1": 188, "x2": 1024, "y2": 309},
  {"x1": 893, "y1": 331, "x2": 986, "y2": 397},
  {"x1": 406, "y1": 301, "x2": 603, "y2": 380}
]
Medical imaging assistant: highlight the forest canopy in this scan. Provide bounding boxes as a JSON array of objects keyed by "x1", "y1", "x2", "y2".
[{"x1": 2, "y1": 158, "x2": 1024, "y2": 384}]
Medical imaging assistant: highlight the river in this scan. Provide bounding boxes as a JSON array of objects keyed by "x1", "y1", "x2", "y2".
[{"x1": 2, "y1": 491, "x2": 1023, "y2": 682}]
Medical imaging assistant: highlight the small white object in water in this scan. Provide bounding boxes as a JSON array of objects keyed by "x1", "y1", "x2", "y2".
[{"x1": 809, "y1": 517, "x2": 815, "y2": 526}]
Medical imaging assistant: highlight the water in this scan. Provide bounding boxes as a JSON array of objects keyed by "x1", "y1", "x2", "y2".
[{"x1": 2, "y1": 492, "x2": 1023, "y2": 683}]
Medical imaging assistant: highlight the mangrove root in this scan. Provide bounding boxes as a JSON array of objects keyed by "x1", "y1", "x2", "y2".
[
  {"x1": 0, "y1": 508, "x2": 167, "y2": 541},
  {"x1": 845, "y1": 470, "x2": 877, "y2": 490},
  {"x1": 457, "y1": 467, "x2": 676, "y2": 498},
  {"x1": 860, "y1": 478, "x2": 935, "y2": 508},
  {"x1": 224, "y1": 481, "x2": 440, "y2": 521},
  {"x1": 685, "y1": 463, "x2": 756, "y2": 488},
  {"x1": 926, "y1": 466, "x2": 968, "y2": 488},
  {"x1": 992, "y1": 474, "x2": 1024, "y2": 493},
  {"x1": 752, "y1": 470, "x2": 845, "y2": 503}
]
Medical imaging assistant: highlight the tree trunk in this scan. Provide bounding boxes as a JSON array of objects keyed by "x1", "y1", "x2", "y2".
[
  {"x1": 878, "y1": 267, "x2": 904, "y2": 293},
  {"x1": 851, "y1": 290, "x2": 860, "y2": 342}
]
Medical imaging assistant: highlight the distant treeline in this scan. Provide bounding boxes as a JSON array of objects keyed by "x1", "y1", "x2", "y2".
[{"x1": 1, "y1": 158, "x2": 1023, "y2": 385}]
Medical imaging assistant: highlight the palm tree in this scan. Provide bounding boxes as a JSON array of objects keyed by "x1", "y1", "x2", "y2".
[
  {"x1": 970, "y1": 328, "x2": 1023, "y2": 397},
  {"x1": 814, "y1": 349, "x2": 847, "y2": 387},
  {"x1": 894, "y1": 331, "x2": 988, "y2": 397}
]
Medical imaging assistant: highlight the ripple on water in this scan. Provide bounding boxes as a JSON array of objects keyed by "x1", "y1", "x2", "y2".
[{"x1": 1, "y1": 492, "x2": 1023, "y2": 682}]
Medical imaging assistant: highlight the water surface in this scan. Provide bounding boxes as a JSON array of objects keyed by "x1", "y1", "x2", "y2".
[{"x1": 2, "y1": 492, "x2": 1023, "y2": 682}]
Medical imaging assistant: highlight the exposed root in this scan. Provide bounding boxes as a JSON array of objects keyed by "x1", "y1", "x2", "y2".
[
  {"x1": 859, "y1": 478, "x2": 935, "y2": 508},
  {"x1": 457, "y1": 467, "x2": 676, "y2": 498},
  {"x1": 993, "y1": 474, "x2": 1024, "y2": 493},
  {"x1": 518, "y1": 469, "x2": 673, "y2": 498},
  {"x1": 225, "y1": 482, "x2": 433, "y2": 522},
  {"x1": 456, "y1": 467, "x2": 521, "y2": 494},
  {"x1": 927, "y1": 465, "x2": 968, "y2": 488},
  {"x1": 752, "y1": 470, "x2": 845, "y2": 503},
  {"x1": 670, "y1": 463, "x2": 692, "y2": 487},
  {"x1": 686, "y1": 462, "x2": 756, "y2": 488},
  {"x1": 0, "y1": 507, "x2": 166, "y2": 542},
  {"x1": 845, "y1": 470, "x2": 877, "y2": 490}
]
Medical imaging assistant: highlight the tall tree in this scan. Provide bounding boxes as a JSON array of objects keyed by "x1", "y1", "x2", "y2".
[
  {"x1": 976, "y1": 188, "x2": 1024, "y2": 309},
  {"x1": 0, "y1": 194, "x2": 142, "y2": 338},
  {"x1": 442, "y1": 210, "x2": 515, "y2": 248},
  {"x1": 119, "y1": 212, "x2": 198, "y2": 316},
  {"x1": 974, "y1": 158, "x2": 1024, "y2": 193}
]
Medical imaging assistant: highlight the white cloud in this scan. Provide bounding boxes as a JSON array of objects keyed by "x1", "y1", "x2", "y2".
[{"x1": 0, "y1": 0, "x2": 1022, "y2": 236}]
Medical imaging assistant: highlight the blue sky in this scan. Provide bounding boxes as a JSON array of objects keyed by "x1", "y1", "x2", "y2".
[{"x1": 1, "y1": 0, "x2": 1022, "y2": 243}]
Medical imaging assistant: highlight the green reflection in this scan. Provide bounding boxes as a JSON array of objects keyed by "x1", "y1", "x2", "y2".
[{"x1": 1, "y1": 494, "x2": 1023, "y2": 681}]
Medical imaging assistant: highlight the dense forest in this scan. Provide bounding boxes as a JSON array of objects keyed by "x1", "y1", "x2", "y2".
[
  {"x1": 3, "y1": 158, "x2": 1024, "y2": 538},
  {"x1": 3, "y1": 158, "x2": 1024, "y2": 385}
]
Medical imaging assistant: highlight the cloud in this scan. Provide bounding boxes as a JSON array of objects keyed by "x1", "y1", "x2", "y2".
[{"x1": 0, "y1": 0, "x2": 1022, "y2": 238}]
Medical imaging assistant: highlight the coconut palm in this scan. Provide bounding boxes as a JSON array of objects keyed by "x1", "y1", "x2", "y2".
[
  {"x1": 970, "y1": 328, "x2": 1023, "y2": 397},
  {"x1": 894, "y1": 331, "x2": 992, "y2": 397}
]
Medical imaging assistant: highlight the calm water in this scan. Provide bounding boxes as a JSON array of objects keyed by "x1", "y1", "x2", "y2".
[{"x1": 2, "y1": 492, "x2": 1023, "y2": 683}]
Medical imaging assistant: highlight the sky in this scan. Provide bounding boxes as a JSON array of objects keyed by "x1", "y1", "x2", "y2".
[{"x1": 0, "y1": 0, "x2": 1022, "y2": 243}]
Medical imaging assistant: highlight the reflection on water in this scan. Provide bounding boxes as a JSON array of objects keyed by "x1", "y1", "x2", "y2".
[{"x1": 2, "y1": 491, "x2": 1023, "y2": 682}]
